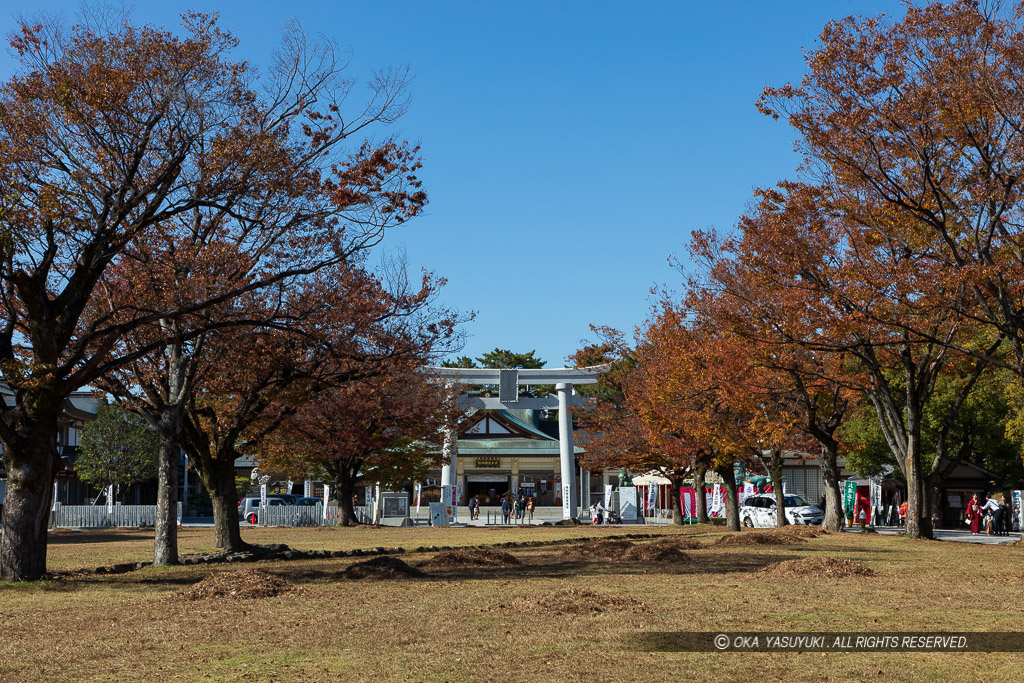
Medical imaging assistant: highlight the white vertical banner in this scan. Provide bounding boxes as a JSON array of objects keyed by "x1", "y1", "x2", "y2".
[
  {"x1": 286, "y1": 480, "x2": 293, "y2": 495},
  {"x1": 322, "y1": 484, "x2": 330, "y2": 521},
  {"x1": 106, "y1": 484, "x2": 114, "y2": 513},
  {"x1": 414, "y1": 482, "x2": 422, "y2": 513},
  {"x1": 604, "y1": 484, "x2": 613, "y2": 509},
  {"x1": 683, "y1": 490, "x2": 693, "y2": 519},
  {"x1": 783, "y1": 481, "x2": 788, "y2": 495},
  {"x1": 303, "y1": 479, "x2": 312, "y2": 497},
  {"x1": 647, "y1": 482, "x2": 658, "y2": 513},
  {"x1": 711, "y1": 483, "x2": 722, "y2": 516},
  {"x1": 869, "y1": 477, "x2": 882, "y2": 525}
]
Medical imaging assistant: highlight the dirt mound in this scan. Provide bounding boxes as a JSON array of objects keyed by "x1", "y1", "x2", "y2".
[
  {"x1": 655, "y1": 536, "x2": 705, "y2": 550},
  {"x1": 622, "y1": 538, "x2": 695, "y2": 562},
  {"x1": 715, "y1": 531, "x2": 806, "y2": 546},
  {"x1": 173, "y1": 569, "x2": 294, "y2": 600},
  {"x1": 758, "y1": 556, "x2": 874, "y2": 578},
  {"x1": 566, "y1": 539, "x2": 635, "y2": 558},
  {"x1": 339, "y1": 556, "x2": 427, "y2": 580},
  {"x1": 419, "y1": 549, "x2": 520, "y2": 568},
  {"x1": 772, "y1": 525, "x2": 825, "y2": 538}
]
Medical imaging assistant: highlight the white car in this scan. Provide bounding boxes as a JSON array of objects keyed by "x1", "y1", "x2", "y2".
[{"x1": 741, "y1": 494, "x2": 823, "y2": 527}]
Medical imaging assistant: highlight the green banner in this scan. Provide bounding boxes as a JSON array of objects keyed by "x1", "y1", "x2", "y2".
[{"x1": 843, "y1": 481, "x2": 857, "y2": 515}]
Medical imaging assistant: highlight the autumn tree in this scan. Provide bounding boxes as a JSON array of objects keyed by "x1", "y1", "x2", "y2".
[
  {"x1": 754, "y1": 1, "x2": 1024, "y2": 538},
  {"x1": 67, "y1": 14, "x2": 424, "y2": 566},
  {"x1": 570, "y1": 331, "x2": 698, "y2": 525},
  {"x1": 0, "y1": 14, "x2": 269, "y2": 580},
  {"x1": 264, "y1": 364, "x2": 453, "y2": 526},
  {"x1": 175, "y1": 263, "x2": 464, "y2": 550}
]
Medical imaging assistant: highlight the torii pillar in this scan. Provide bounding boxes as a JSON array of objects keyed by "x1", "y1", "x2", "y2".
[{"x1": 556, "y1": 383, "x2": 577, "y2": 520}]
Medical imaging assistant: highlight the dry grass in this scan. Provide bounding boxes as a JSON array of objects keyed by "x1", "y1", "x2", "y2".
[{"x1": 1, "y1": 525, "x2": 1022, "y2": 681}]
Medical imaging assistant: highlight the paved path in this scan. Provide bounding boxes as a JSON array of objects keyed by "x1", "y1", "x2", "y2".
[{"x1": 845, "y1": 527, "x2": 1019, "y2": 544}]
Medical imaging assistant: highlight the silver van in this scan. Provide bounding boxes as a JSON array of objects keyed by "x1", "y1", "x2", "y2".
[{"x1": 237, "y1": 496, "x2": 290, "y2": 524}]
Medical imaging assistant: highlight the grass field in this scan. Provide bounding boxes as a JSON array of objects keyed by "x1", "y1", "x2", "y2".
[{"x1": 1, "y1": 524, "x2": 1022, "y2": 681}]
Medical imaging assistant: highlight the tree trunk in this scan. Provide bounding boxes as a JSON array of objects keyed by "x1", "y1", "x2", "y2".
[
  {"x1": 0, "y1": 414, "x2": 60, "y2": 581},
  {"x1": 208, "y1": 456, "x2": 246, "y2": 551},
  {"x1": 819, "y1": 444, "x2": 844, "y2": 532},
  {"x1": 926, "y1": 475, "x2": 943, "y2": 530},
  {"x1": 904, "y1": 401, "x2": 933, "y2": 539},
  {"x1": 718, "y1": 463, "x2": 740, "y2": 532},
  {"x1": 196, "y1": 448, "x2": 249, "y2": 552},
  {"x1": 153, "y1": 408, "x2": 181, "y2": 566},
  {"x1": 336, "y1": 468, "x2": 361, "y2": 526},
  {"x1": 670, "y1": 476, "x2": 685, "y2": 525},
  {"x1": 694, "y1": 464, "x2": 709, "y2": 523},
  {"x1": 769, "y1": 450, "x2": 787, "y2": 528}
]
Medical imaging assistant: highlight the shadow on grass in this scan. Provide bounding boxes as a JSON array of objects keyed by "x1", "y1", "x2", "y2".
[{"x1": 49, "y1": 530, "x2": 154, "y2": 545}]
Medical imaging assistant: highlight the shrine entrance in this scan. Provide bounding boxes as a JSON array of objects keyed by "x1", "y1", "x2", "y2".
[{"x1": 426, "y1": 365, "x2": 607, "y2": 520}]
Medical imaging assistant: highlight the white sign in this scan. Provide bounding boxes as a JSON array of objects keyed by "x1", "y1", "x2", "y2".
[
  {"x1": 683, "y1": 491, "x2": 692, "y2": 519},
  {"x1": 304, "y1": 480, "x2": 312, "y2": 497},
  {"x1": 620, "y1": 486, "x2": 638, "y2": 521},
  {"x1": 441, "y1": 484, "x2": 456, "y2": 522},
  {"x1": 647, "y1": 482, "x2": 658, "y2": 511},
  {"x1": 414, "y1": 482, "x2": 422, "y2": 513},
  {"x1": 429, "y1": 502, "x2": 448, "y2": 527},
  {"x1": 604, "y1": 484, "x2": 613, "y2": 509},
  {"x1": 711, "y1": 483, "x2": 722, "y2": 515},
  {"x1": 322, "y1": 484, "x2": 330, "y2": 521}
]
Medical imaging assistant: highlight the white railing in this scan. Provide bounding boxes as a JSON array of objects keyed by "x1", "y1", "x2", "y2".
[
  {"x1": 53, "y1": 503, "x2": 182, "y2": 528},
  {"x1": 257, "y1": 504, "x2": 363, "y2": 527}
]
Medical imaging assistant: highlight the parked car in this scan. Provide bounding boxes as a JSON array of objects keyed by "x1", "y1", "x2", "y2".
[
  {"x1": 237, "y1": 496, "x2": 291, "y2": 524},
  {"x1": 741, "y1": 494, "x2": 824, "y2": 527},
  {"x1": 292, "y1": 497, "x2": 323, "y2": 507}
]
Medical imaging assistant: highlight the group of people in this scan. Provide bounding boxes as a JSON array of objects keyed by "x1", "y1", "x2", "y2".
[
  {"x1": 589, "y1": 501, "x2": 621, "y2": 525},
  {"x1": 498, "y1": 493, "x2": 534, "y2": 524},
  {"x1": 965, "y1": 493, "x2": 1012, "y2": 536}
]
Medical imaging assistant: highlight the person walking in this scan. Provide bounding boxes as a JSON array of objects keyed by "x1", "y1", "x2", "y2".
[
  {"x1": 513, "y1": 496, "x2": 522, "y2": 522},
  {"x1": 966, "y1": 493, "x2": 982, "y2": 534},
  {"x1": 526, "y1": 496, "x2": 535, "y2": 522},
  {"x1": 898, "y1": 501, "x2": 907, "y2": 527},
  {"x1": 468, "y1": 496, "x2": 479, "y2": 521},
  {"x1": 501, "y1": 496, "x2": 511, "y2": 525}
]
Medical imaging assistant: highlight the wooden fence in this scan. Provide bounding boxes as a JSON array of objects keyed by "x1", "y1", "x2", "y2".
[{"x1": 53, "y1": 503, "x2": 182, "y2": 528}]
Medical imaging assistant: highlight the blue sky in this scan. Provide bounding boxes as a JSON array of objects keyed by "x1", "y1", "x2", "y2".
[{"x1": 1, "y1": 0, "x2": 904, "y2": 366}]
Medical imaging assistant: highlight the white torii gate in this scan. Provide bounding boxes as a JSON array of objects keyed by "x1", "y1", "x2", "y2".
[{"x1": 426, "y1": 365, "x2": 607, "y2": 520}]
